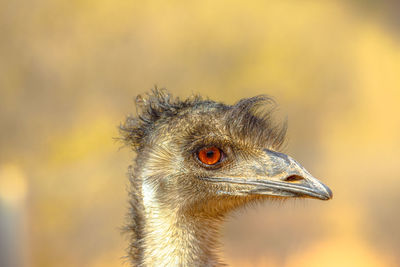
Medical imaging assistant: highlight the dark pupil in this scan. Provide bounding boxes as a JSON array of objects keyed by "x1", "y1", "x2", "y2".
[{"x1": 206, "y1": 150, "x2": 214, "y2": 158}]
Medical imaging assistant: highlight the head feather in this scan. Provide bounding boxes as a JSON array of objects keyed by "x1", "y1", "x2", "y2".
[{"x1": 120, "y1": 88, "x2": 287, "y2": 151}]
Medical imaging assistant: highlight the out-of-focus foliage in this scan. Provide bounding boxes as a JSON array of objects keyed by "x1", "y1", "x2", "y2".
[{"x1": 0, "y1": 0, "x2": 399, "y2": 266}]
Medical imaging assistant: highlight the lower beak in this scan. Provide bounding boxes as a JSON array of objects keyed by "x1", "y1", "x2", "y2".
[{"x1": 201, "y1": 149, "x2": 333, "y2": 200}]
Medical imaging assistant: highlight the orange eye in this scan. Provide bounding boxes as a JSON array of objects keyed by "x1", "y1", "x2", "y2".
[{"x1": 198, "y1": 147, "x2": 222, "y2": 165}]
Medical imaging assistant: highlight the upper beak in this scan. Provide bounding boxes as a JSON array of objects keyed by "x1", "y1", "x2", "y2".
[{"x1": 201, "y1": 149, "x2": 332, "y2": 200}]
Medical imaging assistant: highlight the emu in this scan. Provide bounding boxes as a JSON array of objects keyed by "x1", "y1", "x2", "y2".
[{"x1": 120, "y1": 89, "x2": 332, "y2": 266}]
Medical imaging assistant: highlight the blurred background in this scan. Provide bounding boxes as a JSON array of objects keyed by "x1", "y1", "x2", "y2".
[{"x1": 1, "y1": 0, "x2": 400, "y2": 266}]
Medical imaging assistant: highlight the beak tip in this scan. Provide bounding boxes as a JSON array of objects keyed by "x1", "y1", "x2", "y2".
[
  {"x1": 327, "y1": 187, "x2": 333, "y2": 199},
  {"x1": 320, "y1": 184, "x2": 333, "y2": 200}
]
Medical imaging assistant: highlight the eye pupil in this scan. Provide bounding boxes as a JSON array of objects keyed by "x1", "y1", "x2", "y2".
[{"x1": 198, "y1": 147, "x2": 222, "y2": 165}]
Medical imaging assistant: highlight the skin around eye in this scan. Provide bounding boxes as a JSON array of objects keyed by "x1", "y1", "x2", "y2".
[{"x1": 197, "y1": 147, "x2": 221, "y2": 165}]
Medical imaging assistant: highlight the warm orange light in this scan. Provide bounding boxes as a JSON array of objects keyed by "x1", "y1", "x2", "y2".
[{"x1": 0, "y1": 164, "x2": 27, "y2": 205}]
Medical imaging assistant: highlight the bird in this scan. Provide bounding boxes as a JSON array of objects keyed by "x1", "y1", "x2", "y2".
[{"x1": 120, "y1": 88, "x2": 332, "y2": 266}]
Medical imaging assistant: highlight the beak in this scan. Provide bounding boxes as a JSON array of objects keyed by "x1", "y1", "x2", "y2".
[{"x1": 201, "y1": 149, "x2": 332, "y2": 200}]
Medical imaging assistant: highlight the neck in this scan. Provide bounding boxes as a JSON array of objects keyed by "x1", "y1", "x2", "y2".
[
  {"x1": 142, "y1": 206, "x2": 221, "y2": 266},
  {"x1": 131, "y1": 180, "x2": 223, "y2": 266}
]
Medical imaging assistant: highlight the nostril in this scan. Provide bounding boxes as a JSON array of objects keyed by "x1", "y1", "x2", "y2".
[{"x1": 284, "y1": 175, "x2": 304, "y2": 182}]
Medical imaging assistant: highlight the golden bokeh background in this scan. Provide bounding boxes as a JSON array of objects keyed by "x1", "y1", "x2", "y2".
[{"x1": 1, "y1": 0, "x2": 399, "y2": 266}]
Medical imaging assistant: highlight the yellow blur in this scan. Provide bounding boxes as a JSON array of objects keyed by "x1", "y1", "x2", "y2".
[{"x1": 1, "y1": 0, "x2": 399, "y2": 266}]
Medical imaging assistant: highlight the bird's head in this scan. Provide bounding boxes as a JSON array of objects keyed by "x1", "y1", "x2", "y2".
[{"x1": 121, "y1": 89, "x2": 332, "y2": 216}]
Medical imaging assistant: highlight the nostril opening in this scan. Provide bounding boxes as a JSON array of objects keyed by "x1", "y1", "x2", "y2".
[{"x1": 284, "y1": 175, "x2": 304, "y2": 182}]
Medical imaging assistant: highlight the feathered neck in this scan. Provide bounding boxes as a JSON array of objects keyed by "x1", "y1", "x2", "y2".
[{"x1": 127, "y1": 167, "x2": 224, "y2": 266}]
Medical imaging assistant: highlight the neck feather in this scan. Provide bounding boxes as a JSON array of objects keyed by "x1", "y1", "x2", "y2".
[
  {"x1": 127, "y1": 168, "x2": 225, "y2": 267},
  {"x1": 139, "y1": 180, "x2": 222, "y2": 266}
]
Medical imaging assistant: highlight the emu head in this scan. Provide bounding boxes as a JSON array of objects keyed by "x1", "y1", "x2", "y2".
[{"x1": 121, "y1": 89, "x2": 332, "y2": 217}]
